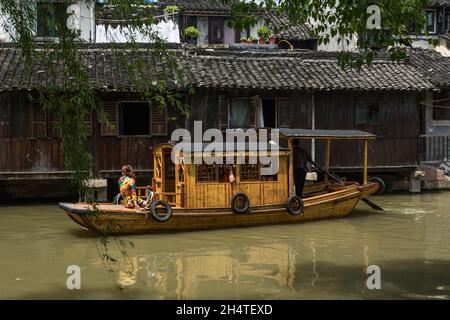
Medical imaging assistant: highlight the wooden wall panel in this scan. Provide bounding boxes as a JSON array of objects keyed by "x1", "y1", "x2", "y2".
[
  {"x1": 314, "y1": 91, "x2": 420, "y2": 169},
  {"x1": 0, "y1": 139, "x2": 65, "y2": 172}
]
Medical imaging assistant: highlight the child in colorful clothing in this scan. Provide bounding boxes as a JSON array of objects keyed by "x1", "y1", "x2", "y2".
[{"x1": 118, "y1": 165, "x2": 147, "y2": 209}]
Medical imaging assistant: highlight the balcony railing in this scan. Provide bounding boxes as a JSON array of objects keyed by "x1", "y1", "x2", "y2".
[{"x1": 421, "y1": 135, "x2": 450, "y2": 163}]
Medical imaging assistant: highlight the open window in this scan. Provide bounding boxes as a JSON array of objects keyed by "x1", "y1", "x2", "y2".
[
  {"x1": 220, "y1": 95, "x2": 258, "y2": 129},
  {"x1": 260, "y1": 98, "x2": 277, "y2": 128},
  {"x1": 119, "y1": 102, "x2": 150, "y2": 136}
]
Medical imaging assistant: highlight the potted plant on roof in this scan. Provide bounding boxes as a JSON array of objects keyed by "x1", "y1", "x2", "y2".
[
  {"x1": 269, "y1": 34, "x2": 276, "y2": 45},
  {"x1": 240, "y1": 37, "x2": 249, "y2": 44},
  {"x1": 257, "y1": 26, "x2": 271, "y2": 44},
  {"x1": 184, "y1": 26, "x2": 200, "y2": 44},
  {"x1": 249, "y1": 36, "x2": 258, "y2": 44}
]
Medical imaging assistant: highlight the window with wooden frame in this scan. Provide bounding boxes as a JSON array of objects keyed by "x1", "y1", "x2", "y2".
[
  {"x1": 101, "y1": 102, "x2": 119, "y2": 136},
  {"x1": 196, "y1": 164, "x2": 219, "y2": 183},
  {"x1": 196, "y1": 160, "x2": 233, "y2": 184},
  {"x1": 151, "y1": 106, "x2": 168, "y2": 136},
  {"x1": 277, "y1": 97, "x2": 292, "y2": 128},
  {"x1": 259, "y1": 97, "x2": 292, "y2": 128},
  {"x1": 119, "y1": 102, "x2": 150, "y2": 136},
  {"x1": 240, "y1": 162, "x2": 261, "y2": 181},
  {"x1": 32, "y1": 102, "x2": 47, "y2": 138},
  {"x1": 47, "y1": 108, "x2": 60, "y2": 138},
  {"x1": 240, "y1": 161, "x2": 278, "y2": 182},
  {"x1": 32, "y1": 101, "x2": 92, "y2": 138},
  {"x1": 0, "y1": 98, "x2": 10, "y2": 138},
  {"x1": 219, "y1": 95, "x2": 258, "y2": 130}
]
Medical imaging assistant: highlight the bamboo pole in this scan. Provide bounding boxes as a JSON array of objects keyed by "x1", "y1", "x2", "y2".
[
  {"x1": 363, "y1": 140, "x2": 368, "y2": 186},
  {"x1": 325, "y1": 139, "x2": 331, "y2": 182},
  {"x1": 288, "y1": 138, "x2": 294, "y2": 195}
]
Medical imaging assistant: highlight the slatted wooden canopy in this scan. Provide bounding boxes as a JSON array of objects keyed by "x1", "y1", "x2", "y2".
[
  {"x1": 279, "y1": 129, "x2": 377, "y2": 140},
  {"x1": 279, "y1": 129, "x2": 377, "y2": 187}
]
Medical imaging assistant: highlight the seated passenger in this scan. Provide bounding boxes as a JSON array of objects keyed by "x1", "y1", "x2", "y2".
[{"x1": 118, "y1": 165, "x2": 147, "y2": 210}]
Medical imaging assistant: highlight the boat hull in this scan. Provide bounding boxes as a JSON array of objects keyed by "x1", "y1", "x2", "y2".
[{"x1": 60, "y1": 182, "x2": 379, "y2": 235}]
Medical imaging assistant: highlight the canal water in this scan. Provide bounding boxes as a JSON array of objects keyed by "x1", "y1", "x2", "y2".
[{"x1": 1, "y1": 192, "x2": 450, "y2": 300}]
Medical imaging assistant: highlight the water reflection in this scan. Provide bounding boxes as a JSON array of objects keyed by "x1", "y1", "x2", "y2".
[{"x1": 1, "y1": 192, "x2": 450, "y2": 299}]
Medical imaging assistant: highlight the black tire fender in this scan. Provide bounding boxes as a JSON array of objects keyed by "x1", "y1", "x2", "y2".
[
  {"x1": 150, "y1": 200, "x2": 173, "y2": 222},
  {"x1": 231, "y1": 193, "x2": 250, "y2": 214},
  {"x1": 369, "y1": 176, "x2": 386, "y2": 195},
  {"x1": 287, "y1": 195, "x2": 304, "y2": 216}
]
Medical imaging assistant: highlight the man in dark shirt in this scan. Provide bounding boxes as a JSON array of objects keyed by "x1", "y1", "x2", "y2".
[{"x1": 292, "y1": 140, "x2": 312, "y2": 198}]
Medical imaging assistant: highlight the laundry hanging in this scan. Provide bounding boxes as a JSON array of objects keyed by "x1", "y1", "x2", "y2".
[{"x1": 95, "y1": 20, "x2": 181, "y2": 44}]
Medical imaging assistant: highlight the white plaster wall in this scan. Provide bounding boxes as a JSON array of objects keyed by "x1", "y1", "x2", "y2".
[
  {"x1": 318, "y1": 34, "x2": 358, "y2": 52},
  {"x1": 0, "y1": 9, "x2": 13, "y2": 42},
  {"x1": 0, "y1": 0, "x2": 94, "y2": 43}
]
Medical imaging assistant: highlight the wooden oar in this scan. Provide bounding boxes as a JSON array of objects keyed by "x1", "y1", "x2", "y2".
[
  {"x1": 308, "y1": 160, "x2": 384, "y2": 211},
  {"x1": 361, "y1": 198, "x2": 384, "y2": 211},
  {"x1": 309, "y1": 159, "x2": 343, "y2": 184}
]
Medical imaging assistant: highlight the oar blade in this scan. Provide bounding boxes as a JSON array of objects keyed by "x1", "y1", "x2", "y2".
[{"x1": 361, "y1": 198, "x2": 384, "y2": 211}]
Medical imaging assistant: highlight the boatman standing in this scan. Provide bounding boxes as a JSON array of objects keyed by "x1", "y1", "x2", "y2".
[{"x1": 292, "y1": 140, "x2": 313, "y2": 198}]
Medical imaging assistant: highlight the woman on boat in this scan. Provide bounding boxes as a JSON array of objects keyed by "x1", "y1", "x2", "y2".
[{"x1": 118, "y1": 165, "x2": 148, "y2": 210}]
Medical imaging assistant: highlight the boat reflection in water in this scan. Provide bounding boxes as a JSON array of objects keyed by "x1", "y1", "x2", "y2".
[{"x1": 110, "y1": 215, "x2": 392, "y2": 300}]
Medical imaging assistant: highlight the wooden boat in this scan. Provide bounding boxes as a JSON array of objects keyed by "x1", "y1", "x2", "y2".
[{"x1": 59, "y1": 129, "x2": 380, "y2": 235}]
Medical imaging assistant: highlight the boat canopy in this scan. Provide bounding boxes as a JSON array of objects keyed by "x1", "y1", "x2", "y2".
[{"x1": 279, "y1": 129, "x2": 377, "y2": 140}]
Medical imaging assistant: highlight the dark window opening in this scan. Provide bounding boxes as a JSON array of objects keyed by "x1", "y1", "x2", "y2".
[
  {"x1": 446, "y1": 13, "x2": 450, "y2": 32},
  {"x1": 209, "y1": 17, "x2": 225, "y2": 44},
  {"x1": 433, "y1": 92, "x2": 450, "y2": 121},
  {"x1": 120, "y1": 102, "x2": 150, "y2": 136},
  {"x1": 356, "y1": 104, "x2": 379, "y2": 125},
  {"x1": 261, "y1": 98, "x2": 277, "y2": 128},
  {"x1": 433, "y1": 107, "x2": 450, "y2": 121},
  {"x1": 424, "y1": 10, "x2": 437, "y2": 34},
  {"x1": 36, "y1": 2, "x2": 68, "y2": 38}
]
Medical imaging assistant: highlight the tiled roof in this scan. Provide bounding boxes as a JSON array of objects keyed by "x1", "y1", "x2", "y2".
[
  {"x1": 163, "y1": 0, "x2": 235, "y2": 13},
  {"x1": 0, "y1": 45, "x2": 437, "y2": 93},
  {"x1": 430, "y1": 0, "x2": 450, "y2": 6},
  {"x1": 179, "y1": 50, "x2": 432, "y2": 91},
  {"x1": 0, "y1": 46, "x2": 181, "y2": 92},
  {"x1": 408, "y1": 49, "x2": 450, "y2": 89},
  {"x1": 264, "y1": 11, "x2": 312, "y2": 41}
]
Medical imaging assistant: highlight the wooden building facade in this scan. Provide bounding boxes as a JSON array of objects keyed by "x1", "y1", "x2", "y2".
[{"x1": 0, "y1": 46, "x2": 443, "y2": 200}]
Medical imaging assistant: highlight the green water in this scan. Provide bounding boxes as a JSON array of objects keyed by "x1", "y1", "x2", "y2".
[{"x1": 1, "y1": 192, "x2": 450, "y2": 300}]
